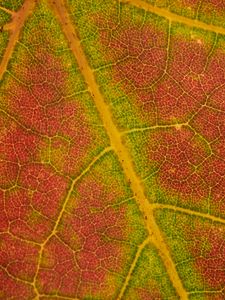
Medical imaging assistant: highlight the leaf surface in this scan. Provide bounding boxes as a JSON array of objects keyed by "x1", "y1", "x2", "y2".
[{"x1": 0, "y1": 0, "x2": 225, "y2": 299}]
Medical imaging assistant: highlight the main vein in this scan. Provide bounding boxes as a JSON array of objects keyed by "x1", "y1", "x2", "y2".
[{"x1": 48, "y1": 0, "x2": 189, "y2": 298}]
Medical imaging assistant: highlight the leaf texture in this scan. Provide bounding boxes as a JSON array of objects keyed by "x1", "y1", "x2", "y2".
[{"x1": 0, "y1": 0, "x2": 225, "y2": 299}]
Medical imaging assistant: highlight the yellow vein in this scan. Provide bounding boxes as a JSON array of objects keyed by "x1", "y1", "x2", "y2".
[
  {"x1": 39, "y1": 294, "x2": 81, "y2": 300},
  {"x1": 120, "y1": 0, "x2": 225, "y2": 35},
  {"x1": 117, "y1": 237, "x2": 150, "y2": 300},
  {"x1": 0, "y1": 0, "x2": 36, "y2": 80},
  {"x1": 0, "y1": 6, "x2": 15, "y2": 15},
  {"x1": 49, "y1": 0, "x2": 189, "y2": 298},
  {"x1": 0, "y1": 266, "x2": 33, "y2": 285},
  {"x1": 152, "y1": 203, "x2": 225, "y2": 225},
  {"x1": 121, "y1": 122, "x2": 188, "y2": 134}
]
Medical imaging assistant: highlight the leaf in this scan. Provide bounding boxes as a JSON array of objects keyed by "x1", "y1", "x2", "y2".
[{"x1": 0, "y1": 0, "x2": 224, "y2": 299}]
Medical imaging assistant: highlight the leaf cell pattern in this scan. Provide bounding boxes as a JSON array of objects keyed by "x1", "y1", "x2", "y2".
[{"x1": 0, "y1": 0, "x2": 225, "y2": 299}]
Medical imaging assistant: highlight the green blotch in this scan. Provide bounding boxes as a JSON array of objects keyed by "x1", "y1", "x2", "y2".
[
  {"x1": 124, "y1": 243, "x2": 179, "y2": 299},
  {"x1": 67, "y1": 0, "x2": 121, "y2": 68},
  {"x1": 145, "y1": 0, "x2": 199, "y2": 19},
  {"x1": 124, "y1": 200, "x2": 148, "y2": 244},
  {"x1": 144, "y1": 0, "x2": 225, "y2": 28},
  {"x1": 0, "y1": 31, "x2": 8, "y2": 64},
  {"x1": 0, "y1": 0, "x2": 23, "y2": 11},
  {"x1": 154, "y1": 209, "x2": 215, "y2": 292},
  {"x1": 124, "y1": 131, "x2": 160, "y2": 180},
  {"x1": 95, "y1": 65, "x2": 156, "y2": 130},
  {"x1": 0, "y1": 9, "x2": 11, "y2": 26},
  {"x1": 0, "y1": 10, "x2": 10, "y2": 66},
  {"x1": 171, "y1": 22, "x2": 216, "y2": 46},
  {"x1": 189, "y1": 292, "x2": 224, "y2": 300},
  {"x1": 143, "y1": 0, "x2": 155, "y2": 4}
]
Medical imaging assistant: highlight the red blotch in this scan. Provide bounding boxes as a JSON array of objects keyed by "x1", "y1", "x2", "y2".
[
  {"x1": 5, "y1": 188, "x2": 54, "y2": 243},
  {"x1": 154, "y1": 76, "x2": 200, "y2": 122},
  {"x1": 3, "y1": 162, "x2": 69, "y2": 243},
  {"x1": 97, "y1": 19, "x2": 168, "y2": 124},
  {"x1": 10, "y1": 79, "x2": 90, "y2": 141},
  {"x1": 0, "y1": 233, "x2": 39, "y2": 281},
  {"x1": 190, "y1": 225, "x2": 225, "y2": 290},
  {"x1": 136, "y1": 287, "x2": 162, "y2": 300},
  {"x1": 0, "y1": 160, "x2": 18, "y2": 189},
  {"x1": 0, "y1": 118, "x2": 42, "y2": 189},
  {"x1": 39, "y1": 179, "x2": 128, "y2": 298},
  {"x1": 201, "y1": 51, "x2": 225, "y2": 94},
  {"x1": 5, "y1": 47, "x2": 92, "y2": 176},
  {"x1": 37, "y1": 236, "x2": 80, "y2": 297},
  {"x1": 0, "y1": 191, "x2": 8, "y2": 232},
  {"x1": 19, "y1": 164, "x2": 68, "y2": 219},
  {"x1": 212, "y1": 137, "x2": 225, "y2": 158},
  {"x1": 0, "y1": 268, "x2": 35, "y2": 300},
  {"x1": 0, "y1": 117, "x2": 70, "y2": 243},
  {"x1": 147, "y1": 127, "x2": 209, "y2": 202},
  {"x1": 208, "y1": 85, "x2": 225, "y2": 111},
  {"x1": 191, "y1": 106, "x2": 225, "y2": 142},
  {"x1": 201, "y1": 0, "x2": 225, "y2": 15},
  {"x1": 168, "y1": 37, "x2": 207, "y2": 106},
  {"x1": 8, "y1": 51, "x2": 90, "y2": 140}
]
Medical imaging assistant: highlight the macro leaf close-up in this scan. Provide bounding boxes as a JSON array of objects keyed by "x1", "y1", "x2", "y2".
[{"x1": 0, "y1": 0, "x2": 225, "y2": 299}]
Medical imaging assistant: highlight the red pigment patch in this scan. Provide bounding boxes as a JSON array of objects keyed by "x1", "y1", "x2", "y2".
[
  {"x1": 0, "y1": 117, "x2": 41, "y2": 189},
  {"x1": 208, "y1": 85, "x2": 225, "y2": 111},
  {"x1": 136, "y1": 287, "x2": 162, "y2": 300},
  {"x1": 167, "y1": 36, "x2": 208, "y2": 104},
  {"x1": 19, "y1": 163, "x2": 68, "y2": 219},
  {"x1": 38, "y1": 178, "x2": 128, "y2": 298},
  {"x1": 0, "y1": 191, "x2": 8, "y2": 232},
  {"x1": 212, "y1": 137, "x2": 225, "y2": 159},
  {"x1": 202, "y1": 0, "x2": 225, "y2": 14},
  {"x1": 0, "y1": 160, "x2": 18, "y2": 190},
  {"x1": 10, "y1": 75, "x2": 90, "y2": 136},
  {"x1": 7, "y1": 51, "x2": 92, "y2": 176},
  {"x1": 36, "y1": 236, "x2": 80, "y2": 297},
  {"x1": 146, "y1": 126, "x2": 225, "y2": 212},
  {"x1": 154, "y1": 75, "x2": 200, "y2": 122},
  {"x1": 201, "y1": 50, "x2": 225, "y2": 94},
  {"x1": 95, "y1": 16, "x2": 224, "y2": 127},
  {"x1": 147, "y1": 127, "x2": 209, "y2": 202},
  {"x1": 189, "y1": 224, "x2": 225, "y2": 291},
  {"x1": 190, "y1": 106, "x2": 225, "y2": 142},
  {"x1": 0, "y1": 268, "x2": 35, "y2": 300},
  {"x1": 0, "y1": 233, "x2": 39, "y2": 281},
  {"x1": 199, "y1": 156, "x2": 225, "y2": 212},
  {"x1": 98, "y1": 19, "x2": 168, "y2": 124},
  {"x1": 3, "y1": 163, "x2": 69, "y2": 243},
  {"x1": 0, "y1": 115, "x2": 70, "y2": 243},
  {"x1": 48, "y1": 102, "x2": 92, "y2": 175},
  {"x1": 37, "y1": 235, "x2": 119, "y2": 299},
  {"x1": 5, "y1": 188, "x2": 54, "y2": 243}
]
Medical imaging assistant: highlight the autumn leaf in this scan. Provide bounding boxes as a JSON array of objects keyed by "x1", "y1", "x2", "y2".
[{"x1": 0, "y1": 0, "x2": 225, "y2": 299}]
